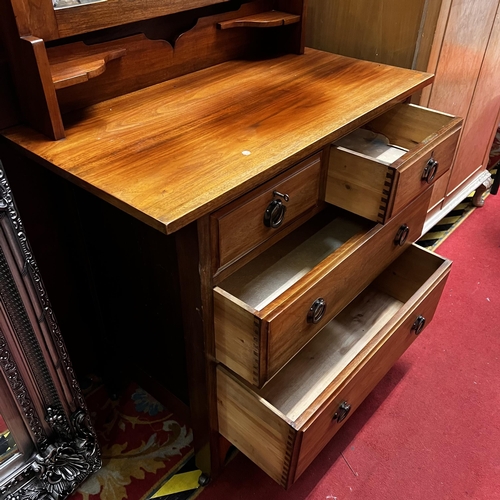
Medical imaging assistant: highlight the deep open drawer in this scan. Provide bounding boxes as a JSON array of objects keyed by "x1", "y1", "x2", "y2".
[
  {"x1": 214, "y1": 188, "x2": 431, "y2": 388},
  {"x1": 326, "y1": 103, "x2": 462, "y2": 223},
  {"x1": 217, "y1": 244, "x2": 452, "y2": 488}
]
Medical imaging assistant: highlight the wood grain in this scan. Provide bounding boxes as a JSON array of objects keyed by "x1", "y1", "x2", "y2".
[
  {"x1": 54, "y1": 1, "x2": 276, "y2": 114},
  {"x1": 217, "y1": 11, "x2": 301, "y2": 29},
  {"x1": 217, "y1": 366, "x2": 296, "y2": 487},
  {"x1": 54, "y1": 0, "x2": 232, "y2": 40},
  {"x1": 427, "y1": 168, "x2": 450, "y2": 211},
  {"x1": 17, "y1": 36, "x2": 64, "y2": 140},
  {"x1": 217, "y1": 244, "x2": 451, "y2": 486},
  {"x1": 327, "y1": 103, "x2": 462, "y2": 222},
  {"x1": 214, "y1": 190, "x2": 431, "y2": 388},
  {"x1": 294, "y1": 262, "x2": 450, "y2": 481},
  {"x1": 211, "y1": 152, "x2": 322, "y2": 271},
  {"x1": 214, "y1": 288, "x2": 260, "y2": 386},
  {"x1": 6, "y1": 0, "x2": 58, "y2": 40},
  {"x1": 3, "y1": 50, "x2": 433, "y2": 234},
  {"x1": 424, "y1": 0, "x2": 498, "y2": 120},
  {"x1": 445, "y1": 4, "x2": 500, "y2": 195},
  {"x1": 263, "y1": 189, "x2": 431, "y2": 380},
  {"x1": 49, "y1": 46, "x2": 127, "y2": 90},
  {"x1": 326, "y1": 147, "x2": 391, "y2": 222},
  {"x1": 306, "y1": 0, "x2": 431, "y2": 69},
  {"x1": 0, "y1": 1, "x2": 63, "y2": 139}
]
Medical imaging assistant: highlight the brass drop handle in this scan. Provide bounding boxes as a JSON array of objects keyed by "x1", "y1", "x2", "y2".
[
  {"x1": 307, "y1": 298, "x2": 326, "y2": 324},
  {"x1": 333, "y1": 401, "x2": 351, "y2": 423},
  {"x1": 422, "y1": 157, "x2": 439, "y2": 184},
  {"x1": 263, "y1": 191, "x2": 290, "y2": 228},
  {"x1": 411, "y1": 315, "x2": 426, "y2": 335},
  {"x1": 394, "y1": 224, "x2": 410, "y2": 246}
]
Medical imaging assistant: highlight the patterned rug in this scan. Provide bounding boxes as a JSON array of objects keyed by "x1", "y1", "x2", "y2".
[{"x1": 69, "y1": 381, "x2": 193, "y2": 500}]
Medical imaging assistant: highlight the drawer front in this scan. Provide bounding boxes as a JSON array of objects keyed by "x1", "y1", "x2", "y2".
[
  {"x1": 265, "y1": 188, "x2": 431, "y2": 381},
  {"x1": 389, "y1": 125, "x2": 460, "y2": 217},
  {"x1": 326, "y1": 104, "x2": 462, "y2": 223},
  {"x1": 215, "y1": 189, "x2": 432, "y2": 388},
  {"x1": 295, "y1": 256, "x2": 449, "y2": 480},
  {"x1": 211, "y1": 152, "x2": 323, "y2": 273}
]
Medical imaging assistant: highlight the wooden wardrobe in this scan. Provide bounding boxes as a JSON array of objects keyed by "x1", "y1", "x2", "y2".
[{"x1": 307, "y1": 0, "x2": 500, "y2": 230}]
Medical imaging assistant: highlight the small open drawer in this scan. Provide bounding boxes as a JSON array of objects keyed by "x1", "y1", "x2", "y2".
[
  {"x1": 214, "y1": 188, "x2": 431, "y2": 388},
  {"x1": 217, "y1": 245, "x2": 452, "y2": 488},
  {"x1": 326, "y1": 103, "x2": 462, "y2": 223}
]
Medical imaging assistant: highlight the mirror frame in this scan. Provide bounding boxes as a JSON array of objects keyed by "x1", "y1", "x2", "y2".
[{"x1": 0, "y1": 163, "x2": 100, "y2": 500}]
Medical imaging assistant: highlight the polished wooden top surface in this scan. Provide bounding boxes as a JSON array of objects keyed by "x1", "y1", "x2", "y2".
[{"x1": 3, "y1": 49, "x2": 433, "y2": 234}]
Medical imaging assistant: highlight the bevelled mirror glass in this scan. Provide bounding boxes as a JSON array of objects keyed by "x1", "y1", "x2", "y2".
[{"x1": 0, "y1": 164, "x2": 101, "y2": 499}]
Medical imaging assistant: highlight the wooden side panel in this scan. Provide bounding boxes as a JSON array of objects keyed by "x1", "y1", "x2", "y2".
[
  {"x1": 446, "y1": 3, "x2": 500, "y2": 194},
  {"x1": 413, "y1": 0, "x2": 444, "y2": 72},
  {"x1": 214, "y1": 288, "x2": 260, "y2": 386},
  {"x1": 326, "y1": 147, "x2": 391, "y2": 222},
  {"x1": 0, "y1": 44, "x2": 21, "y2": 130},
  {"x1": 0, "y1": 1, "x2": 63, "y2": 139},
  {"x1": 217, "y1": 366, "x2": 297, "y2": 487},
  {"x1": 425, "y1": 0, "x2": 498, "y2": 121},
  {"x1": 16, "y1": 37, "x2": 64, "y2": 140},
  {"x1": 428, "y1": 168, "x2": 450, "y2": 210},
  {"x1": 7, "y1": 0, "x2": 58, "y2": 40},
  {"x1": 274, "y1": 0, "x2": 307, "y2": 54},
  {"x1": 295, "y1": 255, "x2": 451, "y2": 480},
  {"x1": 305, "y1": 0, "x2": 428, "y2": 69},
  {"x1": 419, "y1": 0, "x2": 452, "y2": 107}
]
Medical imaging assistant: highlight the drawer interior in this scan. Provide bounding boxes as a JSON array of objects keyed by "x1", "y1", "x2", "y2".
[
  {"x1": 335, "y1": 103, "x2": 455, "y2": 164},
  {"x1": 252, "y1": 245, "x2": 447, "y2": 423},
  {"x1": 218, "y1": 208, "x2": 373, "y2": 311}
]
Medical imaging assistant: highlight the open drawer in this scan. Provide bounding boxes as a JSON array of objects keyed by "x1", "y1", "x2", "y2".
[
  {"x1": 217, "y1": 245, "x2": 452, "y2": 488},
  {"x1": 326, "y1": 103, "x2": 462, "y2": 223},
  {"x1": 214, "y1": 188, "x2": 431, "y2": 388}
]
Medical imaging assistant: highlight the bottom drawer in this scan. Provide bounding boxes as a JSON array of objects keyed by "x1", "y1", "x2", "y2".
[{"x1": 216, "y1": 245, "x2": 451, "y2": 488}]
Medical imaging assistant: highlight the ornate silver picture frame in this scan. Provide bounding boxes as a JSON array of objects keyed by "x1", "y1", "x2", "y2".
[{"x1": 0, "y1": 163, "x2": 100, "y2": 499}]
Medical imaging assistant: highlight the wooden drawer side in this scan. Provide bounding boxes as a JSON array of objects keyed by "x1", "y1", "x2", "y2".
[
  {"x1": 214, "y1": 288, "x2": 262, "y2": 386},
  {"x1": 326, "y1": 147, "x2": 394, "y2": 223},
  {"x1": 217, "y1": 367, "x2": 298, "y2": 487}
]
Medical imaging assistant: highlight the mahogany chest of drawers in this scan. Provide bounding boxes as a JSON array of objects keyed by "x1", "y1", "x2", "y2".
[
  {"x1": 0, "y1": 35, "x2": 459, "y2": 490},
  {"x1": 211, "y1": 101, "x2": 457, "y2": 487}
]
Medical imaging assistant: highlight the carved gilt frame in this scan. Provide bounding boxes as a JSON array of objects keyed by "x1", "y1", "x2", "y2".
[{"x1": 0, "y1": 162, "x2": 100, "y2": 500}]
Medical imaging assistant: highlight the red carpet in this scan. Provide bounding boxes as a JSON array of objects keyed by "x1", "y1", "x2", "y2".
[{"x1": 200, "y1": 193, "x2": 500, "y2": 500}]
